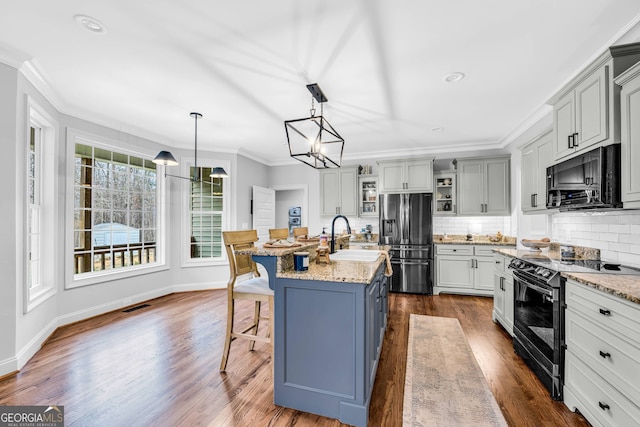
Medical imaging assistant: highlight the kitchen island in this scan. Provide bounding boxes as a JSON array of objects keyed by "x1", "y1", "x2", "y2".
[{"x1": 236, "y1": 243, "x2": 389, "y2": 427}]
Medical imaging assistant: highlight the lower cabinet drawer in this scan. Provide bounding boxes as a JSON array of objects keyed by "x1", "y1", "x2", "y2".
[
  {"x1": 566, "y1": 280, "x2": 640, "y2": 345},
  {"x1": 474, "y1": 246, "x2": 497, "y2": 256},
  {"x1": 565, "y1": 351, "x2": 640, "y2": 427},
  {"x1": 566, "y1": 309, "x2": 640, "y2": 403},
  {"x1": 435, "y1": 245, "x2": 473, "y2": 256}
]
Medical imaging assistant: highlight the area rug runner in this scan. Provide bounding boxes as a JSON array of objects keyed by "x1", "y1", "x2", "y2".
[{"x1": 403, "y1": 314, "x2": 508, "y2": 426}]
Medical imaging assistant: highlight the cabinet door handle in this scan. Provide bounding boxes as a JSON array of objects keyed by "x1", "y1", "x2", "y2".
[
  {"x1": 573, "y1": 132, "x2": 579, "y2": 147},
  {"x1": 568, "y1": 134, "x2": 574, "y2": 149},
  {"x1": 500, "y1": 276, "x2": 504, "y2": 290},
  {"x1": 598, "y1": 402, "x2": 610, "y2": 411},
  {"x1": 599, "y1": 308, "x2": 611, "y2": 316},
  {"x1": 599, "y1": 351, "x2": 611, "y2": 359}
]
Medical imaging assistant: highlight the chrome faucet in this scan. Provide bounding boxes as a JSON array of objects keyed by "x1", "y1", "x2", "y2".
[{"x1": 330, "y1": 215, "x2": 352, "y2": 254}]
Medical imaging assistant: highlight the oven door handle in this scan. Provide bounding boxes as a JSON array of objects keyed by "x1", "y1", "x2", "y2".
[
  {"x1": 513, "y1": 271, "x2": 553, "y2": 297},
  {"x1": 524, "y1": 281, "x2": 552, "y2": 297}
]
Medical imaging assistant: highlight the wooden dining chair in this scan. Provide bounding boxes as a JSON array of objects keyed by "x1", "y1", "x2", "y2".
[
  {"x1": 220, "y1": 230, "x2": 274, "y2": 372},
  {"x1": 293, "y1": 227, "x2": 309, "y2": 239},
  {"x1": 268, "y1": 228, "x2": 289, "y2": 240}
]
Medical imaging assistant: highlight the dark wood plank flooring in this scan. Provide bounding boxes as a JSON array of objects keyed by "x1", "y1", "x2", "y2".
[{"x1": 0, "y1": 291, "x2": 589, "y2": 426}]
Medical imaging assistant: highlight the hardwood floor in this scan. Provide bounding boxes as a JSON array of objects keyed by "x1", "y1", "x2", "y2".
[{"x1": 0, "y1": 291, "x2": 589, "y2": 426}]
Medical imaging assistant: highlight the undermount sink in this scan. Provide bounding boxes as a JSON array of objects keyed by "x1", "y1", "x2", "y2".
[{"x1": 330, "y1": 249, "x2": 381, "y2": 262}]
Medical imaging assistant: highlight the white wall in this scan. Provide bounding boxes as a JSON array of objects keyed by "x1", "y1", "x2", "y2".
[
  {"x1": 0, "y1": 63, "x2": 18, "y2": 367},
  {"x1": 1, "y1": 64, "x2": 274, "y2": 376}
]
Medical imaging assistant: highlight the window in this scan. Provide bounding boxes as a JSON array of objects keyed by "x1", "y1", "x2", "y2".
[
  {"x1": 73, "y1": 144, "x2": 158, "y2": 275},
  {"x1": 27, "y1": 125, "x2": 42, "y2": 291},
  {"x1": 189, "y1": 167, "x2": 224, "y2": 259},
  {"x1": 25, "y1": 99, "x2": 57, "y2": 312}
]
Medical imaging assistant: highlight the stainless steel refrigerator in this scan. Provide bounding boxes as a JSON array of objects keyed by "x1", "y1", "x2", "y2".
[{"x1": 379, "y1": 193, "x2": 433, "y2": 294}]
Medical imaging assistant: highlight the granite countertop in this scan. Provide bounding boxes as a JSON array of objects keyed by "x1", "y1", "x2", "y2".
[
  {"x1": 278, "y1": 256, "x2": 385, "y2": 284},
  {"x1": 278, "y1": 244, "x2": 390, "y2": 283},
  {"x1": 562, "y1": 272, "x2": 640, "y2": 305},
  {"x1": 494, "y1": 248, "x2": 640, "y2": 305},
  {"x1": 435, "y1": 234, "x2": 516, "y2": 246},
  {"x1": 236, "y1": 242, "x2": 319, "y2": 257},
  {"x1": 237, "y1": 239, "x2": 389, "y2": 283}
]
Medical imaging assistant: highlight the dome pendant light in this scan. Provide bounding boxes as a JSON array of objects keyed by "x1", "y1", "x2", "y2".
[{"x1": 152, "y1": 112, "x2": 228, "y2": 181}]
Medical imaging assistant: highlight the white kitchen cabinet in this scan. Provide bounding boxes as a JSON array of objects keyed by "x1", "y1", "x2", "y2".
[
  {"x1": 615, "y1": 60, "x2": 640, "y2": 209},
  {"x1": 457, "y1": 156, "x2": 510, "y2": 216},
  {"x1": 434, "y1": 245, "x2": 497, "y2": 296},
  {"x1": 358, "y1": 175, "x2": 378, "y2": 217},
  {"x1": 377, "y1": 158, "x2": 433, "y2": 193},
  {"x1": 434, "y1": 171, "x2": 456, "y2": 216},
  {"x1": 492, "y1": 253, "x2": 514, "y2": 336},
  {"x1": 521, "y1": 130, "x2": 553, "y2": 213},
  {"x1": 320, "y1": 166, "x2": 358, "y2": 216},
  {"x1": 564, "y1": 280, "x2": 640, "y2": 427},
  {"x1": 552, "y1": 67, "x2": 608, "y2": 160},
  {"x1": 548, "y1": 43, "x2": 640, "y2": 162}
]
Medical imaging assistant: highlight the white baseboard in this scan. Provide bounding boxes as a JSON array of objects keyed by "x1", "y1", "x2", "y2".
[
  {"x1": 15, "y1": 317, "x2": 59, "y2": 369},
  {"x1": 1, "y1": 281, "x2": 228, "y2": 378}
]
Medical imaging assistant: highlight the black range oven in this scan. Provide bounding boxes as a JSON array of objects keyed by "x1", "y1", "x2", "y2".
[
  {"x1": 509, "y1": 258, "x2": 565, "y2": 400},
  {"x1": 508, "y1": 255, "x2": 640, "y2": 401}
]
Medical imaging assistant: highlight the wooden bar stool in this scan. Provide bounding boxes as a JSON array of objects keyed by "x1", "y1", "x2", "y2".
[
  {"x1": 220, "y1": 230, "x2": 274, "y2": 372},
  {"x1": 293, "y1": 226, "x2": 309, "y2": 240},
  {"x1": 268, "y1": 228, "x2": 289, "y2": 240}
]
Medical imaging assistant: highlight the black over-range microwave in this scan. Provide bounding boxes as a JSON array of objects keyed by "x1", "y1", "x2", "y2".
[{"x1": 546, "y1": 144, "x2": 621, "y2": 210}]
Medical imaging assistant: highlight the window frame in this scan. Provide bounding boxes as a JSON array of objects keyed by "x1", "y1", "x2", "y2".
[
  {"x1": 181, "y1": 158, "x2": 231, "y2": 267},
  {"x1": 65, "y1": 129, "x2": 169, "y2": 289},
  {"x1": 24, "y1": 98, "x2": 58, "y2": 312}
]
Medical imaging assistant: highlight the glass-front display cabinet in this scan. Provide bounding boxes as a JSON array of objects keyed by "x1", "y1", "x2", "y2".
[
  {"x1": 359, "y1": 175, "x2": 378, "y2": 217},
  {"x1": 434, "y1": 171, "x2": 456, "y2": 216}
]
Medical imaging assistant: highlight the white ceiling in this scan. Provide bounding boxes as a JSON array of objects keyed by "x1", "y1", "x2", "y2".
[{"x1": 2, "y1": 1, "x2": 640, "y2": 166}]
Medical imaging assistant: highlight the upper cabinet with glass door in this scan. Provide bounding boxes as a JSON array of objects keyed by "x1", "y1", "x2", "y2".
[
  {"x1": 434, "y1": 172, "x2": 456, "y2": 216},
  {"x1": 359, "y1": 175, "x2": 378, "y2": 217}
]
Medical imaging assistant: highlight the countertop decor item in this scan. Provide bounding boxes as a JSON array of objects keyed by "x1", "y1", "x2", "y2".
[
  {"x1": 152, "y1": 112, "x2": 228, "y2": 179},
  {"x1": 284, "y1": 83, "x2": 344, "y2": 169},
  {"x1": 521, "y1": 239, "x2": 551, "y2": 251}
]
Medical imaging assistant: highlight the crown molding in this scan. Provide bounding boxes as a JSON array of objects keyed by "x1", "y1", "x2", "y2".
[{"x1": 0, "y1": 44, "x2": 31, "y2": 69}]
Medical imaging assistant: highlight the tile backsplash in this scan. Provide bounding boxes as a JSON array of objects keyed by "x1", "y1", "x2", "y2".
[
  {"x1": 552, "y1": 211, "x2": 640, "y2": 268},
  {"x1": 433, "y1": 216, "x2": 512, "y2": 237}
]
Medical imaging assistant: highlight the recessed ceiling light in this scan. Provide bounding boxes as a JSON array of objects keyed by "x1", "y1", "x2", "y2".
[
  {"x1": 74, "y1": 14, "x2": 107, "y2": 34},
  {"x1": 443, "y1": 72, "x2": 465, "y2": 83},
  {"x1": 431, "y1": 127, "x2": 445, "y2": 132}
]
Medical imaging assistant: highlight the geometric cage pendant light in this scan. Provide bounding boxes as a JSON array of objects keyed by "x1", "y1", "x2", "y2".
[
  {"x1": 152, "y1": 112, "x2": 228, "y2": 180},
  {"x1": 284, "y1": 83, "x2": 344, "y2": 169}
]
